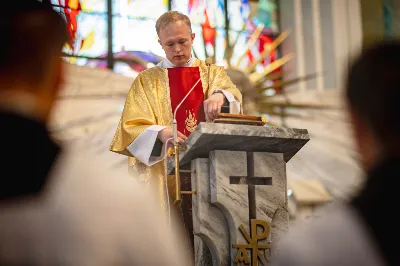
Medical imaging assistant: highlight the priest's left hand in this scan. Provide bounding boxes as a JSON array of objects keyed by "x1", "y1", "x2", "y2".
[{"x1": 204, "y1": 92, "x2": 225, "y2": 122}]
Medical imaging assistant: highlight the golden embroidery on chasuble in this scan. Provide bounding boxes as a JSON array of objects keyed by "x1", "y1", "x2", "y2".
[{"x1": 185, "y1": 109, "x2": 198, "y2": 133}]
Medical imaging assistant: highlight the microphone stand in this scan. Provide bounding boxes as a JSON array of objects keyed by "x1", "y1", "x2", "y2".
[
  {"x1": 172, "y1": 57, "x2": 213, "y2": 205},
  {"x1": 172, "y1": 77, "x2": 202, "y2": 204}
]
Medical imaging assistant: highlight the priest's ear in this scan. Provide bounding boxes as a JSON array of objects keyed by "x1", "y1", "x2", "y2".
[{"x1": 191, "y1": 33, "x2": 195, "y2": 43}]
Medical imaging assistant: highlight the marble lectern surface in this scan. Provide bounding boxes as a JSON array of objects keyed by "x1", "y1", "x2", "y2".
[
  {"x1": 167, "y1": 122, "x2": 309, "y2": 174},
  {"x1": 168, "y1": 122, "x2": 309, "y2": 265}
]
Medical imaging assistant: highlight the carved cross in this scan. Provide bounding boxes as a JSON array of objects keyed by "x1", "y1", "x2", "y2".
[
  {"x1": 230, "y1": 152, "x2": 273, "y2": 265},
  {"x1": 229, "y1": 152, "x2": 273, "y2": 223}
]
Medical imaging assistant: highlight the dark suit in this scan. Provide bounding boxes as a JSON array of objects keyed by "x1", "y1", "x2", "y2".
[
  {"x1": 0, "y1": 110, "x2": 60, "y2": 200},
  {"x1": 351, "y1": 157, "x2": 400, "y2": 266},
  {"x1": 0, "y1": 108, "x2": 191, "y2": 265},
  {"x1": 272, "y1": 158, "x2": 400, "y2": 266}
]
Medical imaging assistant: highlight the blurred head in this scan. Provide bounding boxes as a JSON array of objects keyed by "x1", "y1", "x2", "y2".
[
  {"x1": 0, "y1": 1, "x2": 69, "y2": 121},
  {"x1": 346, "y1": 40, "x2": 400, "y2": 170},
  {"x1": 156, "y1": 11, "x2": 195, "y2": 67}
]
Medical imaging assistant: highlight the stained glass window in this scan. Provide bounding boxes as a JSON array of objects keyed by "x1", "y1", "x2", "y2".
[
  {"x1": 49, "y1": 0, "x2": 280, "y2": 77},
  {"x1": 51, "y1": 0, "x2": 106, "y2": 12},
  {"x1": 170, "y1": 0, "x2": 226, "y2": 65},
  {"x1": 112, "y1": 18, "x2": 164, "y2": 56},
  {"x1": 51, "y1": 0, "x2": 108, "y2": 59},
  {"x1": 110, "y1": 0, "x2": 168, "y2": 75},
  {"x1": 111, "y1": 0, "x2": 167, "y2": 57},
  {"x1": 171, "y1": 0, "x2": 225, "y2": 28},
  {"x1": 228, "y1": 0, "x2": 279, "y2": 70},
  {"x1": 112, "y1": 0, "x2": 168, "y2": 19},
  {"x1": 228, "y1": 0, "x2": 278, "y2": 33}
]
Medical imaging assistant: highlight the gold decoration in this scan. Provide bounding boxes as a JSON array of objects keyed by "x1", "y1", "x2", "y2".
[
  {"x1": 167, "y1": 145, "x2": 187, "y2": 157},
  {"x1": 233, "y1": 219, "x2": 271, "y2": 265},
  {"x1": 261, "y1": 116, "x2": 268, "y2": 125},
  {"x1": 167, "y1": 147, "x2": 174, "y2": 157},
  {"x1": 249, "y1": 53, "x2": 295, "y2": 84},
  {"x1": 185, "y1": 109, "x2": 198, "y2": 133}
]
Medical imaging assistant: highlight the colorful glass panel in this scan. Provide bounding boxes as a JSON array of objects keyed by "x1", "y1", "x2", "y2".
[
  {"x1": 228, "y1": 0, "x2": 279, "y2": 69},
  {"x1": 170, "y1": 0, "x2": 226, "y2": 65},
  {"x1": 112, "y1": 0, "x2": 168, "y2": 19},
  {"x1": 51, "y1": 0, "x2": 107, "y2": 12},
  {"x1": 112, "y1": 17, "x2": 164, "y2": 57},
  {"x1": 49, "y1": 0, "x2": 280, "y2": 76},
  {"x1": 171, "y1": 0, "x2": 225, "y2": 28},
  {"x1": 51, "y1": 2, "x2": 108, "y2": 57},
  {"x1": 228, "y1": 0, "x2": 278, "y2": 34}
]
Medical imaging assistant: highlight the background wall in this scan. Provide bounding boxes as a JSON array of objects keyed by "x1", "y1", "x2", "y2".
[
  {"x1": 279, "y1": 0, "x2": 362, "y2": 92},
  {"x1": 266, "y1": 0, "x2": 365, "y2": 201}
]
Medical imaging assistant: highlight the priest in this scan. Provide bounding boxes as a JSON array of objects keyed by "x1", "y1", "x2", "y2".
[{"x1": 110, "y1": 11, "x2": 242, "y2": 210}]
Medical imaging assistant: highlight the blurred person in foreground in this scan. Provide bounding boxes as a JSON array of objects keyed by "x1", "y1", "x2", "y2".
[
  {"x1": 0, "y1": 1, "x2": 190, "y2": 265},
  {"x1": 272, "y1": 41, "x2": 400, "y2": 266}
]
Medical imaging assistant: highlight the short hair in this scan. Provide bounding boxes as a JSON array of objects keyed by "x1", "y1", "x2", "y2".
[
  {"x1": 0, "y1": 0, "x2": 69, "y2": 85},
  {"x1": 346, "y1": 40, "x2": 400, "y2": 149},
  {"x1": 155, "y1": 11, "x2": 192, "y2": 36}
]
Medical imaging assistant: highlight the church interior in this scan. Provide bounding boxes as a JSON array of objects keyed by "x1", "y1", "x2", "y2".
[{"x1": 47, "y1": 0, "x2": 394, "y2": 223}]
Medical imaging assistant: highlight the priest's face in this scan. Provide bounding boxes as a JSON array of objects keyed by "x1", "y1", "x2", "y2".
[{"x1": 158, "y1": 20, "x2": 195, "y2": 67}]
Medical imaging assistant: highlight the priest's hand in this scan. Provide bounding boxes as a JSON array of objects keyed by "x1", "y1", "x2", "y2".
[
  {"x1": 157, "y1": 127, "x2": 187, "y2": 147},
  {"x1": 204, "y1": 92, "x2": 225, "y2": 122}
]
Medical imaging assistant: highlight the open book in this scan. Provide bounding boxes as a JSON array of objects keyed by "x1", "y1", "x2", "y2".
[{"x1": 212, "y1": 113, "x2": 268, "y2": 126}]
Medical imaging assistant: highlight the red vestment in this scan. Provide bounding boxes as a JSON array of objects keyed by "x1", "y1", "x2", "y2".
[{"x1": 167, "y1": 67, "x2": 206, "y2": 136}]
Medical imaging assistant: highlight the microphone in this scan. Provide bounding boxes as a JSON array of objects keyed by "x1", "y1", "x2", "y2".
[
  {"x1": 205, "y1": 57, "x2": 212, "y2": 99},
  {"x1": 172, "y1": 76, "x2": 201, "y2": 204},
  {"x1": 173, "y1": 58, "x2": 213, "y2": 152},
  {"x1": 173, "y1": 59, "x2": 211, "y2": 145},
  {"x1": 171, "y1": 57, "x2": 221, "y2": 204}
]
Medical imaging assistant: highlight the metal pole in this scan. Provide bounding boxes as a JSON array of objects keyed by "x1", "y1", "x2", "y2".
[
  {"x1": 223, "y1": 0, "x2": 231, "y2": 66},
  {"x1": 107, "y1": 0, "x2": 114, "y2": 70}
]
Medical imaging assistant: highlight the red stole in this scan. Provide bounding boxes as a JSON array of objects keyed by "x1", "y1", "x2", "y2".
[{"x1": 168, "y1": 67, "x2": 205, "y2": 136}]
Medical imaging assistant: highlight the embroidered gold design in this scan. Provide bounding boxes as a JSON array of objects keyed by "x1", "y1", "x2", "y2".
[
  {"x1": 185, "y1": 109, "x2": 198, "y2": 132},
  {"x1": 167, "y1": 145, "x2": 187, "y2": 157},
  {"x1": 261, "y1": 116, "x2": 268, "y2": 125}
]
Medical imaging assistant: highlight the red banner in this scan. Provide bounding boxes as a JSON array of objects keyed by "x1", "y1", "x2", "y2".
[{"x1": 168, "y1": 67, "x2": 205, "y2": 137}]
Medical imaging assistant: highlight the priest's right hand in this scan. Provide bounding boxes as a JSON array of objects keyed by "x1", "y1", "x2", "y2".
[{"x1": 157, "y1": 127, "x2": 187, "y2": 147}]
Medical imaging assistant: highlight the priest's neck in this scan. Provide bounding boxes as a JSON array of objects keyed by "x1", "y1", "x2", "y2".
[{"x1": 158, "y1": 55, "x2": 194, "y2": 68}]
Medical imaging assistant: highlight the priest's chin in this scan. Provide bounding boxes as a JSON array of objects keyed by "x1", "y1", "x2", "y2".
[{"x1": 172, "y1": 57, "x2": 188, "y2": 66}]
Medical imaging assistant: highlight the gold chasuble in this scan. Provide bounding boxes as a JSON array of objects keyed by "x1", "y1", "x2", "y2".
[{"x1": 110, "y1": 59, "x2": 242, "y2": 211}]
